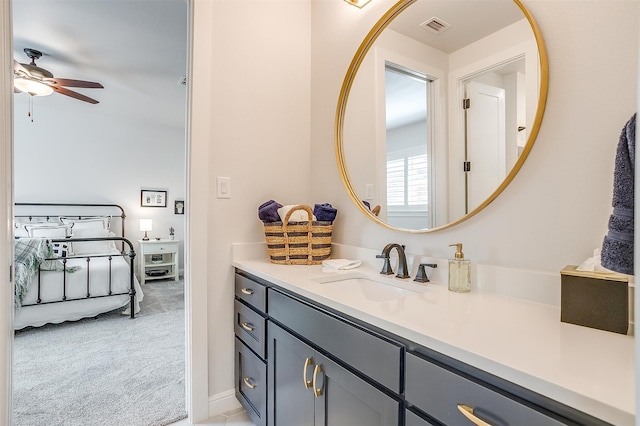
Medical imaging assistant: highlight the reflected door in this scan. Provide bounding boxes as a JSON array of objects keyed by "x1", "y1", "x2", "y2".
[{"x1": 465, "y1": 81, "x2": 506, "y2": 213}]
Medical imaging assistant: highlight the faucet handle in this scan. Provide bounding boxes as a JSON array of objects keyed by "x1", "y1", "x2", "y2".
[
  {"x1": 376, "y1": 253, "x2": 394, "y2": 275},
  {"x1": 414, "y1": 263, "x2": 437, "y2": 283}
]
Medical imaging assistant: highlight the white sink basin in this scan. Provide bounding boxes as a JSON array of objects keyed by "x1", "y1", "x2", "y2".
[{"x1": 311, "y1": 272, "x2": 428, "y2": 302}]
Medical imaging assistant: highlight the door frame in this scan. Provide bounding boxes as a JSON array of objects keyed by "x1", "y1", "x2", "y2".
[{"x1": 0, "y1": 0, "x2": 210, "y2": 423}]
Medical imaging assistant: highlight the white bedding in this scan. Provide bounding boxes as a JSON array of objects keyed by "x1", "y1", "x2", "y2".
[{"x1": 14, "y1": 250, "x2": 143, "y2": 330}]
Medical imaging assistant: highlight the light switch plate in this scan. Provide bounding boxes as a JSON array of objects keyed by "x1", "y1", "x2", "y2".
[
  {"x1": 365, "y1": 184, "x2": 374, "y2": 200},
  {"x1": 217, "y1": 177, "x2": 231, "y2": 199}
]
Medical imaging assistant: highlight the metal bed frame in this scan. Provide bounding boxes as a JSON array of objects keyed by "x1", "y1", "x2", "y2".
[{"x1": 14, "y1": 203, "x2": 137, "y2": 320}]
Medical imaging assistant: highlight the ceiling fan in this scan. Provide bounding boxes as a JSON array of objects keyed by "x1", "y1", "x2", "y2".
[{"x1": 13, "y1": 48, "x2": 104, "y2": 104}]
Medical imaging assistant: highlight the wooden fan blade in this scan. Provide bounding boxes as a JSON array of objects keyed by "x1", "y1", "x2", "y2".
[
  {"x1": 52, "y1": 86, "x2": 100, "y2": 104},
  {"x1": 45, "y1": 77, "x2": 104, "y2": 89}
]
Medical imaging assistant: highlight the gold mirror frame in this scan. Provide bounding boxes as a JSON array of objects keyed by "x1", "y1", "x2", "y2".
[{"x1": 335, "y1": 0, "x2": 549, "y2": 233}]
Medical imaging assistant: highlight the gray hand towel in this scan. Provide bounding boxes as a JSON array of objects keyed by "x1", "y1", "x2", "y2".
[{"x1": 601, "y1": 113, "x2": 635, "y2": 275}]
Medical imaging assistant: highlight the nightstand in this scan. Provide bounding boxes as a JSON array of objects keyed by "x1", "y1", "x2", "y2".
[{"x1": 138, "y1": 239, "x2": 180, "y2": 285}]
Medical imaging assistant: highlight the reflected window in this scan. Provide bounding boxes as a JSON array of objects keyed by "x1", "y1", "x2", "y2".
[{"x1": 387, "y1": 150, "x2": 428, "y2": 208}]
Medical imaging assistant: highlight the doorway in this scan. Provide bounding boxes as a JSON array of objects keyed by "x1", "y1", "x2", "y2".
[
  {"x1": 384, "y1": 62, "x2": 433, "y2": 229},
  {"x1": 0, "y1": 0, "x2": 209, "y2": 423}
]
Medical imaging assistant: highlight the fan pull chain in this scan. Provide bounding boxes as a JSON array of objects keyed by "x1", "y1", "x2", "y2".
[{"x1": 28, "y1": 96, "x2": 34, "y2": 122}]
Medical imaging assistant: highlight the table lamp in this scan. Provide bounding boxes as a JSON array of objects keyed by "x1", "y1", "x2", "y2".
[{"x1": 140, "y1": 219, "x2": 152, "y2": 241}]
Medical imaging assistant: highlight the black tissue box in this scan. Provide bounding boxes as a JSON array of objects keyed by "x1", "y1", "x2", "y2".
[{"x1": 560, "y1": 265, "x2": 630, "y2": 335}]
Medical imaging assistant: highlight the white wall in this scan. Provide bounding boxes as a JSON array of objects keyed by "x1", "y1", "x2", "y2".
[
  {"x1": 311, "y1": 1, "x2": 639, "y2": 273},
  {"x1": 13, "y1": 77, "x2": 187, "y2": 270},
  {"x1": 191, "y1": 0, "x2": 312, "y2": 399}
]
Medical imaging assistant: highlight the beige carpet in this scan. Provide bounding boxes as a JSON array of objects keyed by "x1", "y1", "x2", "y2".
[{"x1": 12, "y1": 280, "x2": 186, "y2": 426}]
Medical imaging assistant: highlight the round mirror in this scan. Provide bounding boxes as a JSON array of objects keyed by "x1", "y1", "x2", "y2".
[{"x1": 336, "y1": 0, "x2": 548, "y2": 232}]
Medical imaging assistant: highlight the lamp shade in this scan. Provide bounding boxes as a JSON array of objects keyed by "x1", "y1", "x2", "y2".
[
  {"x1": 139, "y1": 219, "x2": 153, "y2": 232},
  {"x1": 14, "y1": 78, "x2": 54, "y2": 96}
]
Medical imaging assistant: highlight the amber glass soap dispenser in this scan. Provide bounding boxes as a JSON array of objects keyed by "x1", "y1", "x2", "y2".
[{"x1": 448, "y1": 243, "x2": 470, "y2": 293}]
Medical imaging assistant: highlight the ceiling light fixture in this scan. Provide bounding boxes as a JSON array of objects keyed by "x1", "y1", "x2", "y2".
[
  {"x1": 13, "y1": 78, "x2": 54, "y2": 97},
  {"x1": 344, "y1": 0, "x2": 372, "y2": 8}
]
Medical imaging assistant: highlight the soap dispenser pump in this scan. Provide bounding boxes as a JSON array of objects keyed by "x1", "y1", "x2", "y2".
[{"x1": 448, "y1": 243, "x2": 470, "y2": 293}]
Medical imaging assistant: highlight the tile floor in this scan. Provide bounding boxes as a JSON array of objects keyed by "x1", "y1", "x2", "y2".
[{"x1": 170, "y1": 408, "x2": 254, "y2": 425}]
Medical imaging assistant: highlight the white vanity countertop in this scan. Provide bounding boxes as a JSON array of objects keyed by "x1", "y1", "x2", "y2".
[{"x1": 232, "y1": 247, "x2": 635, "y2": 425}]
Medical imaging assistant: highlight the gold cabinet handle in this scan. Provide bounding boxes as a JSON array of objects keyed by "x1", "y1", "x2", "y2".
[
  {"x1": 457, "y1": 404, "x2": 492, "y2": 426},
  {"x1": 240, "y1": 322, "x2": 255, "y2": 332},
  {"x1": 243, "y1": 376, "x2": 257, "y2": 389},
  {"x1": 241, "y1": 288, "x2": 254, "y2": 295},
  {"x1": 303, "y1": 357, "x2": 313, "y2": 389},
  {"x1": 312, "y1": 364, "x2": 323, "y2": 398}
]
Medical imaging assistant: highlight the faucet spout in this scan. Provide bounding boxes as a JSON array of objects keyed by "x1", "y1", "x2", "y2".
[{"x1": 376, "y1": 243, "x2": 410, "y2": 279}]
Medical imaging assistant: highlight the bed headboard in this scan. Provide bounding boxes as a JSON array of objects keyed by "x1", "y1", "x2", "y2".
[{"x1": 14, "y1": 203, "x2": 127, "y2": 238}]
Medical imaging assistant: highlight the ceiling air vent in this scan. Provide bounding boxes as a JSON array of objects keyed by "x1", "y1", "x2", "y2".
[{"x1": 420, "y1": 17, "x2": 452, "y2": 35}]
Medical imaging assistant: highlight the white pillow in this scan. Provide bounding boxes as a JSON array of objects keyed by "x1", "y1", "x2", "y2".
[
  {"x1": 14, "y1": 226, "x2": 28, "y2": 238},
  {"x1": 24, "y1": 224, "x2": 70, "y2": 238},
  {"x1": 71, "y1": 228, "x2": 117, "y2": 255},
  {"x1": 61, "y1": 216, "x2": 111, "y2": 231}
]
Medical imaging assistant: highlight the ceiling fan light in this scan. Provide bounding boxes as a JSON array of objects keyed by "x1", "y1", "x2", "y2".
[{"x1": 14, "y1": 78, "x2": 54, "y2": 96}]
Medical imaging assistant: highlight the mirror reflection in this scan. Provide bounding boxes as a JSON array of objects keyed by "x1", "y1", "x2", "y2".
[{"x1": 339, "y1": 0, "x2": 547, "y2": 231}]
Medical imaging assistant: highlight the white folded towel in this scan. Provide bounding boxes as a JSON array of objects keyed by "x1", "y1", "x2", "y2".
[
  {"x1": 322, "y1": 259, "x2": 362, "y2": 270},
  {"x1": 278, "y1": 205, "x2": 316, "y2": 222}
]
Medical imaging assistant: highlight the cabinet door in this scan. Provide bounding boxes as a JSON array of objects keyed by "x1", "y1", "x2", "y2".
[
  {"x1": 268, "y1": 322, "x2": 316, "y2": 426},
  {"x1": 314, "y1": 352, "x2": 400, "y2": 426}
]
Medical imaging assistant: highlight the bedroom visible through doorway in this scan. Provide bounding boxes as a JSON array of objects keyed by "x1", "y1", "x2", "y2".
[{"x1": 10, "y1": 0, "x2": 190, "y2": 424}]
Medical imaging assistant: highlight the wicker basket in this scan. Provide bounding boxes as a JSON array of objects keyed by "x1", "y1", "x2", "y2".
[{"x1": 263, "y1": 205, "x2": 332, "y2": 265}]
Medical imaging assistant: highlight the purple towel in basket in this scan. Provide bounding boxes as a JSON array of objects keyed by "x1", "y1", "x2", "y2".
[
  {"x1": 314, "y1": 203, "x2": 337, "y2": 222},
  {"x1": 258, "y1": 200, "x2": 283, "y2": 223}
]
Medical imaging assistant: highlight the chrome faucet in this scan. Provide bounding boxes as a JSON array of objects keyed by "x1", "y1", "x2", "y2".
[{"x1": 376, "y1": 243, "x2": 410, "y2": 279}]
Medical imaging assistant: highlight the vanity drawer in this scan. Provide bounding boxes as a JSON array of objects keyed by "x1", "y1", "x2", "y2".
[
  {"x1": 268, "y1": 288, "x2": 403, "y2": 393},
  {"x1": 405, "y1": 352, "x2": 565, "y2": 426},
  {"x1": 405, "y1": 409, "x2": 437, "y2": 426},
  {"x1": 235, "y1": 273, "x2": 267, "y2": 312},
  {"x1": 235, "y1": 337, "x2": 266, "y2": 426},
  {"x1": 234, "y1": 300, "x2": 267, "y2": 359}
]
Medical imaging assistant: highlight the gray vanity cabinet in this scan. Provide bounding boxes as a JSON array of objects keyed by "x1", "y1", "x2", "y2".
[
  {"x1": 268, "y1": 321, "x2": 400, "y2": 426},
  {"x1": 234, "y1": 273, "x2": 269, "y2": 426},
  {"x1": 234, "y1": 269, "x2": 607, "y2": 426}
]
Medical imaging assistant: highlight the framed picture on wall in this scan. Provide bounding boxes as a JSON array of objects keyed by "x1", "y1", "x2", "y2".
[
  {"x1": 174, "y1": 200, "x2": 185, "y2": 215},
  {"x1": 141, "y1": 190, "x2": 167, "y2": 207}
]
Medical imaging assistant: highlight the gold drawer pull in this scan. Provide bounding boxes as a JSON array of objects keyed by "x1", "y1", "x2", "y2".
[
  {"x1": 240, "y1": 322, "x2": 255, "y2": 332},
  {"x1": 312, "y1": 364, "x2": 323, "y2": 398},
  {"x1": 303, "y1": 357, "x2": 313, "y2": 389},
  {"x1": 457, "y1": 404, "x2": 492, "y2": 426},
  {"x1": 243, "y1": 376, "x2": 257, "y2": 389},
  {"x1": 241, "y1": 288, "x2": 254, "y2": 295}
]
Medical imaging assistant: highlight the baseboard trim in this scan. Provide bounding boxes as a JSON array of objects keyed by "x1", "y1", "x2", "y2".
[{"x1": 208, "y1": 388, "x2": 242, "y2": 418}]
